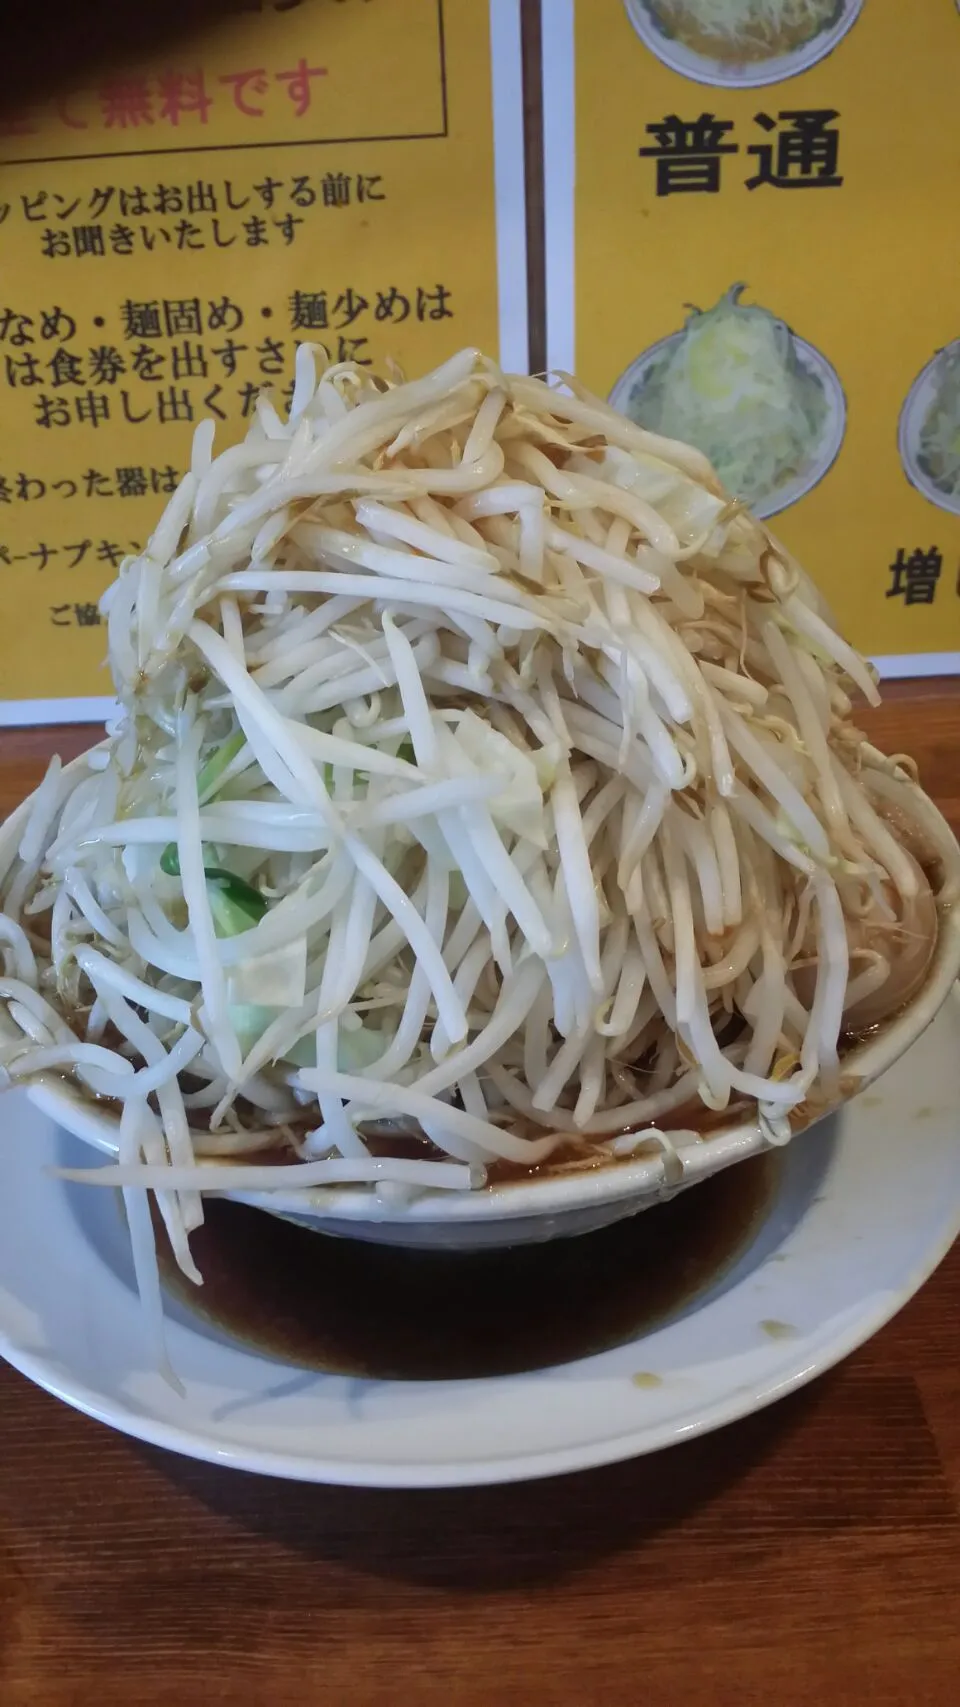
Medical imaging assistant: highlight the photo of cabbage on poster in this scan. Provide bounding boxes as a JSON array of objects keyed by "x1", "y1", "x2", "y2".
[
  {"x1": 542, "y1": 0, "x2": 960, "y2": 676},
  {"x1": 0, "y1": 0, "x2": 528, "y2": 723}
]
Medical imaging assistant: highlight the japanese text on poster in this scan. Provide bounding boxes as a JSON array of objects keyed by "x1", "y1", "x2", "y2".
[
  {"x1": 544, "y1": 0, "x2": 960, "y2": 672},
  {"x1": 0, "y1": 0, "x2": 525, "y2": 716}
]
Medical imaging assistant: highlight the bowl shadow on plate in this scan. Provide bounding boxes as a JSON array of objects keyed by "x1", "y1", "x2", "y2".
[
  {"x1": 59, "y1": 1120, "x2": 835, "y2": 1389},
  {"x1": 60, "y1": 1122, "x2": 841, "y2": 1587},
  {"x1": 136, "y1": 1380, "x2": 830, "y2": 1592}
]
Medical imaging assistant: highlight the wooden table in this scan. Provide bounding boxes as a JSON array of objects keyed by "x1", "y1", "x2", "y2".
[{"x1": 2, "y1": 686, "x2": 959, "y2": 1707}]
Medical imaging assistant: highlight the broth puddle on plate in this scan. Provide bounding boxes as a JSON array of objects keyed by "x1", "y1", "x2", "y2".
[{"x1": 158, "y1": 1152, "x2": 778, "y2": 1380}]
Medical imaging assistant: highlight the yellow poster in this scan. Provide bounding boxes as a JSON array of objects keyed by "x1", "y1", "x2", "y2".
[
  {"x1": 0, "y1": 0, "x2": 527, "y2": 721},
  {"x1": 543, "y1": 0, "x2": 960, "y2": 675}
]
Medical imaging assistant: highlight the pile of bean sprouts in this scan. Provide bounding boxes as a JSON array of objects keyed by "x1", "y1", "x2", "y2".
[{"x1": 0, "y1": 346, "x2": 942, "y2": 1345}]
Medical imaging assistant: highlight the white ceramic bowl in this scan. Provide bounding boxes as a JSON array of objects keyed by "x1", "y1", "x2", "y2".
[
  {"x1": 622, "y1": 0, "x2": 864, "y2": 90},
  {"x1": 898, "y1": 341, "x2": 960, "y2": 518},
  {"x1": 7, "y1": 745, "x2": 960, "y2": 1251},
  {"x1": 608, "y1": 329, "x2": 847, "y2": 521}
]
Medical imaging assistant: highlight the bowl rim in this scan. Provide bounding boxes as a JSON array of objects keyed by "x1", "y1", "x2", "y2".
[
  {"x1": 8, "y1": 740, "x2": 960, "y2": 1226},
  {"x1": 620, "y1": 0, "x2": 864, "y2": 92}
]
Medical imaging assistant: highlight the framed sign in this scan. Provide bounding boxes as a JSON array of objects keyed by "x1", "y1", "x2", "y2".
[{"x1": 0, "y1": 0, "x2": 527, "y2": 722}]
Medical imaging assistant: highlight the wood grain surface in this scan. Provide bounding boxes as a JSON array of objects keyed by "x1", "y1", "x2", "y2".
[{"x1": 1, "y1": 684, "x2": 959, "y2": 1706}]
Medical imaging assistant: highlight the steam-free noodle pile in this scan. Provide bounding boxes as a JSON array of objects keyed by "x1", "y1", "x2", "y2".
[{"x1": 0, "y1": 347, "x2": 942, "y2": 1353}]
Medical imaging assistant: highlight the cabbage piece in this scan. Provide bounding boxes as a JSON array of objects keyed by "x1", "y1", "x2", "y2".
[
  {"x1": 453, "y1": 709, "x2": 547, "y2": 844},
  {"x1": 917, "y1": 346, "x2": 960, "y2": 499},
  {"x1": 647, "y1": 0, "x2": 842, "y2": 60},
  {"x1": 624, "y1": 284, "x2": 829, "y2": 507}
]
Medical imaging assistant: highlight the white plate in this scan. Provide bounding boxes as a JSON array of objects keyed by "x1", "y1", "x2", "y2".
[
  {"x1": 1, "y1": 989, "x2": 959, "y2": 1487},
  {"x1": 898, "y1": 341, "x2": 960, "y2": 518},
  {"x1": 622, "y1": 0, "x2": 863, "y2": 90},
  {"x1": 609, "y1": 329, "x2": 847, "y2": 520}
]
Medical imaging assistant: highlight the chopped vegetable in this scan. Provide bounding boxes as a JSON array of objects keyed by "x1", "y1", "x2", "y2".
[{"x1": 624, "y1": 284, "x2": 829, "y2": 508}]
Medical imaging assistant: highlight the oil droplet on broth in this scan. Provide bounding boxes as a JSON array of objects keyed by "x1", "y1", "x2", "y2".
[
  {"x1": 158, "y1": 1150, "x2": 781, "y2": 1382},
  {"x1": 631, "y1": 1372, "x2": 663, "y2": 1389}
]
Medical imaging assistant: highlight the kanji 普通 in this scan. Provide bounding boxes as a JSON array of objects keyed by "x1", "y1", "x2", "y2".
[
  {"x1": 74, "y1": 603, "x2": 103, "y2": 627},
  {"x1": 746, "y1": 110, "x2": 843, "y2": 190},
  {"x1": 639, "y1": 113, "x2": 738, "y2": 196}
]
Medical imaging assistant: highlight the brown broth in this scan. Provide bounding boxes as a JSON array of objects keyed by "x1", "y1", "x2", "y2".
[{"x1": 157, "y1": 1149, "x2": 779, "y2": 1381}]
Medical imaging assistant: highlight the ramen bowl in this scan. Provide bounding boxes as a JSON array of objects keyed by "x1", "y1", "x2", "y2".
[
  {"x1": 13, "y1": 748, "x2": 960, "y2": 1253},
  {"x1": 623, "y1": 0, "x2": 864, "y2": 91},
  {"x1": 898, "y1": 340, "x2": 960, "y2": 519},
  {"x1": 609, "y1": 329, "x2": 847, "y2": 521}
]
